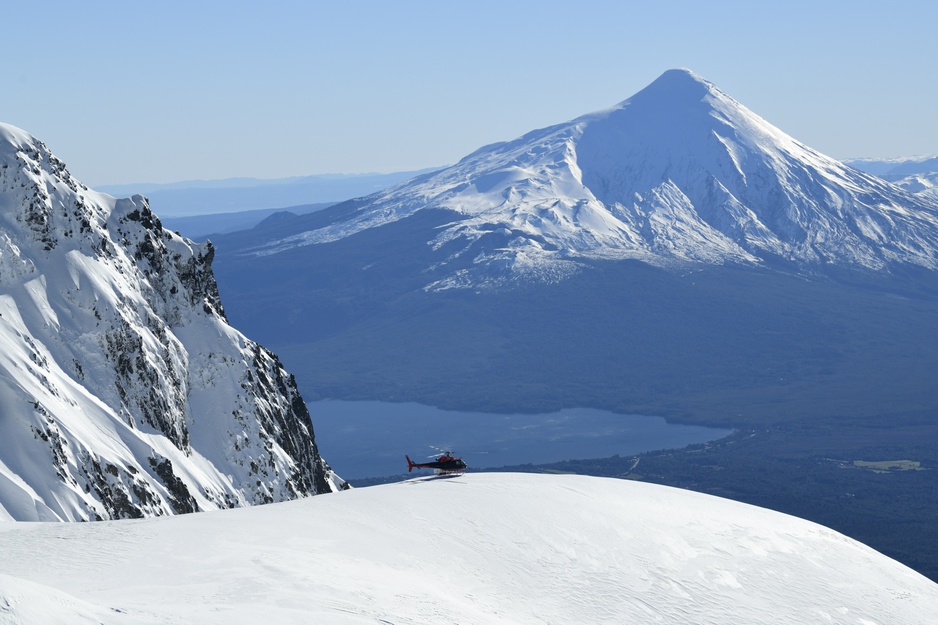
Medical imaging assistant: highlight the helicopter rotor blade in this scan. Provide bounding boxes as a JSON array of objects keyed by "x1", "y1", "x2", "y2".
[{"x1": 428, "y1": 445, "x2": 454, "y2": 458}]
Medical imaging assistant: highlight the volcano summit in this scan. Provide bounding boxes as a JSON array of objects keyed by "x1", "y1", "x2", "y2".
[{"x1": 222, "y1": 69, "x2": 938, "y2": 291}]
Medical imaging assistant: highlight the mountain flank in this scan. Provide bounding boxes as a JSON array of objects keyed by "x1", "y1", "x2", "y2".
[
  {"x1": 210, "y1": 69, "x2": 938, "y2": 424},
  {"x1": 0, "y1": 123, "x2": 344, "y2": 522}
]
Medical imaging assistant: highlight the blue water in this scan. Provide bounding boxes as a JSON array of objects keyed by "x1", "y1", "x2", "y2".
[{"x1": 310, "y1": 400, "x2": 732, "y2": 479}]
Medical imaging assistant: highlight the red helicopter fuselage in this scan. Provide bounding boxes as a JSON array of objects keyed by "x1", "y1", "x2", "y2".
[{"x1": 406, "y1": 454, "x2": 467, "y2": 474}]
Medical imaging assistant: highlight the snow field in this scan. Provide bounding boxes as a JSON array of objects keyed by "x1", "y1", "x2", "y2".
[{"x1": 1, "y1": 473, "x2": 936, "y2": 624}]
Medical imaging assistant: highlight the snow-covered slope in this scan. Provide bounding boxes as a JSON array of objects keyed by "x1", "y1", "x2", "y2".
[
  {"x1": 0, "y1": 123, "x2": 343, "y2": 522},
  {"x1": 237, "y1": 69, "x2": 938, "y2": 290},
  {"x1": 890, "y1": 173, "x2": 938, "y2": 195},
  {"x1": 0, "y1": 473, "x2": 935, "y2": 624}
]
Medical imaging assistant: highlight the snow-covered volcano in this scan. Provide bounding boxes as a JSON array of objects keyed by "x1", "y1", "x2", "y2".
[
  {"x1": 0, "y1": 473, "x2": 935, "y2": 624},
  {"x1": 238, "y1": 69, "x2": 938, "y2": 290},
  {"x1": 0, "y1": 123, "x2": 343, "y2": 522}
]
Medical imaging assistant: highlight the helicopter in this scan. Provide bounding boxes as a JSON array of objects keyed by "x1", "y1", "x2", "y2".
[{"x1": 406, "y1": 448, "x2": 467, "y2": 475}]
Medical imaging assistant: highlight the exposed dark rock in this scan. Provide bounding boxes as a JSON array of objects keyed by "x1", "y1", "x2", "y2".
[{"x1": 149, "y1": 456, "x2": 198, "y2": 514}]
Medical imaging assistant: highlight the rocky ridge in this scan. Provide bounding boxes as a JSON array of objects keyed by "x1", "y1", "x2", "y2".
[{"x1": 0, "y1": 123, "x2": 343, "y2": 522}]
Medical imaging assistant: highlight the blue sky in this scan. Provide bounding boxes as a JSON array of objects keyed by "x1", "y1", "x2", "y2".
[{"x1": 4, "y1": 1, "x2": 936, "y2": 186}]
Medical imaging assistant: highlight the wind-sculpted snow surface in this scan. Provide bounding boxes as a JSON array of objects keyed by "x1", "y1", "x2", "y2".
[
  {"x1": 0, "y1": 473, "x2": 935, "y2": 624},
  {"x1": 239, "y1": 69, "x2": 938, "y2": 290},
  {"x1": 0, "y1": 123, "x2": 342, "y2": 522}
]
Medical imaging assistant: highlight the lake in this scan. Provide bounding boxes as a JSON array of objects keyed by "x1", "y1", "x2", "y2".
[{"x1": 310, "y1": 400, "x2": 732, "y2": 480}]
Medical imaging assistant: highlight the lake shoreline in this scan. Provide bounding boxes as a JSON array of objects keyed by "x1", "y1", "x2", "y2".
[{"x1": 311, "y1": 399, "x2": 732, "y2": 481}]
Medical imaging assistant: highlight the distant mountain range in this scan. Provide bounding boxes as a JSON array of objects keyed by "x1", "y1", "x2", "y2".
[
  {"x1": 161, "y1": 201, "x2": 336, "y2": 240},
  {"x1": 845, "y1": 155, "x2": 938, "y2": 177},
  {"x1": 96, "y1": 170, "x2": 441, "y2": 240},
  {"x1": 0, "y1": 123, "x2": 344, "y2": 521},
  {"x1": 845, "y1": 155, "x2": 938, "y2": 201},
  {"x1": 98, "y1": 169, "x2": 441, "y2": 218}
]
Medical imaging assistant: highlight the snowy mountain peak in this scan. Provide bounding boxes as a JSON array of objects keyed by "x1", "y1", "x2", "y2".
[
  {"x1": 0, "y1": 123, "x2": 343, "y2": 522},
  {"x1": 237, "y1": 70, "x2": 938, "y2": 290},
  {"x1": 0, "y1": 123, "x2": 30, "y2": 152},
  {"x1": 626, "y1": 67, "x2": 714, "y2": 102}
]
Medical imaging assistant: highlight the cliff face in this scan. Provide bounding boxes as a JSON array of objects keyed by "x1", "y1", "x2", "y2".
[{"x1": 0, "y1": 123, "x2": 343, "y2": 522}]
